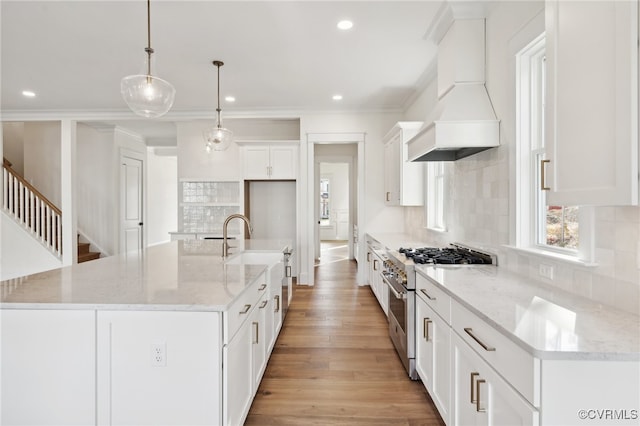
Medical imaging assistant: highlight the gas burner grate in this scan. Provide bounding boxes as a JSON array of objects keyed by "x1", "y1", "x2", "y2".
[{"x1": 398, "y1": 246, "x2": 493, "y2": 265}]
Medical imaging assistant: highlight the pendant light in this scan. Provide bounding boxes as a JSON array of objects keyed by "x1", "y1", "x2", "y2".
[
  {"x1": 121, "y1": 0, "x2": 175, "y2": 118},
  {"x1": 204, "y1": 60, "x2": 233, "y2": 152}
]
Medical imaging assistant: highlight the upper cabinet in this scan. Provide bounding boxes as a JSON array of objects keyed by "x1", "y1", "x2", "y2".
[
  {"x1": 545, "y1": 0, "x2": 639, "y2": 206},
  {"x1": 383, "y1": 122, "x2": 424, "y2": 206},
  {"x1": 240, "y1": 142, "x2": 299, "y2": 180}
]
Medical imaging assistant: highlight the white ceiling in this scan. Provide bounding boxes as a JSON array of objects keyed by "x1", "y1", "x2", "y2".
[{"x1": 1, "y1": 1, "x2": 444, "y2": 141}]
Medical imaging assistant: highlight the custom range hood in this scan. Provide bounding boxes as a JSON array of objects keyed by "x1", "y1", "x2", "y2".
[{"x1": 408, "y1": 13, "x2": 500, "y2": 162}]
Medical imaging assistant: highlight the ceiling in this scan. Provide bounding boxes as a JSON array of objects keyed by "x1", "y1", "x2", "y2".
[{"x1": 1, "y1": 1, "x2": 444, "y2": 142}]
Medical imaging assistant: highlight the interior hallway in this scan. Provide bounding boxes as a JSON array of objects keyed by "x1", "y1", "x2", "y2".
[{"x1": 245, "y1": 247, "x2": 445, "y2": 425}]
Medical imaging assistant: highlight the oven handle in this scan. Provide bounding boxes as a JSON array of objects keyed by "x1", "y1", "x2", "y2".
[{"x1": 383, "y1": 273, "x2": 406, "y2": 300}]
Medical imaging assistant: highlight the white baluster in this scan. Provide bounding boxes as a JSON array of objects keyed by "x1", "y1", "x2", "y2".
[
  {"x1": 19, "y1": 181, "x2": 25, "y2": 225},
  {"x1": 56, "y1": 214, "x2": 62, "y2": 255},
  {"x1": 8, "y1": 174, "x2": 14, "y2": 214}
]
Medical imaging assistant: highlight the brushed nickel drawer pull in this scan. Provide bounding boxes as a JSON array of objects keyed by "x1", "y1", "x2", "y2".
[
  {"x1": 386, "y1": 191, "x2": 390, "y2": 202},
  {"x1": 540, "y1": 159, "x2": 550, "y2": 191},
  {"x1": 373, "y1": 259, "x2": 379, "y2": 271},
  {"x1": 420, "y1": 289, "x2": 436, "y2": 301},
  {"x1": 285, "y1": 265, "x2": 291, "y2": 277},
  {"x1": 470, "y1": 372, "x2": 479, "y2": 404},
  {"x1": 367, "y1": 252, "x2": 371, "y2": 262},
  {"x1": 274, "y1": 295, "x2": 280, "y2": 313},
  {"x1": 259, "y1": 300, "x2": 268, "y2": 309},
  {"x1": 464, "y1": 328, "x2": 496, "y2": 352},
  {"x1": 253, "y1": 321, "x2": 259, "y2": 344},
  {"x1": 423, "y1": 317, "x2": 432, "y2": 341},
  {"x1": 258, "y1": 283, "x2": 267, "y2": 291},
  {"x1": 476, "y1": 379, "x2": 486, "y2": 413},
  {"x1": 239, "y1": 304, "x2": 251, "y2": 315}
]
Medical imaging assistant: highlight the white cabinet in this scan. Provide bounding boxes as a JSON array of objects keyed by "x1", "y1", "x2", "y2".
[
  {"x1": 224, "y1": 311, "x2": 254, "y2": 426},
  {"x1": 415, "y1": 289, "x2": 451, "y2": 425},
  {"x1": 452, "y1": 333, "x2": 539, "y2": 426},
  {"x1": 383, "y1": 122, "x2": 424, "y2": 206},
  {"x1": 1, "y1": 309, "x2": 96, "y2": 426},
  {"x1": 251, "y1": 292, "x2": 269, "y2": 392},
  {"x1": 96, "y1": 310, "x2": 222, "y2": 426},
  {"x1": 242, "y1": 143, "x2": 298, "y2": 180},
  {"x1": 545, "y1": 0, "x2": 639, "y2": 205},
  {"x1": 366, "y1": 245, "x2": 388, "y2": 317},
  {"x1": 269, "y1": 259, "x2": 284, "y2": 350}
]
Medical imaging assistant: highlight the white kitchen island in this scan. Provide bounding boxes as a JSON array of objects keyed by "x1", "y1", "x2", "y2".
[{"x1": 0, "y1": 239, "x2": 290, "y2": 426}]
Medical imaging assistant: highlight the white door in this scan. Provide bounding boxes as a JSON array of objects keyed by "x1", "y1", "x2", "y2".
[{"x1": 121, "y1": 156, "x2": 143, "y2": 253}]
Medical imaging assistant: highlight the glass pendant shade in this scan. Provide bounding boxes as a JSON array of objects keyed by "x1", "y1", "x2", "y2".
[
  {"x1": 121, "y1": 0, "x2": 175, "y2": 118},
  {"x1": 204, "y1": 125, "x2": 233, "y2": 152},
  {"x1": 121, "y1": 74, "x2": 176, "y2": 118}
]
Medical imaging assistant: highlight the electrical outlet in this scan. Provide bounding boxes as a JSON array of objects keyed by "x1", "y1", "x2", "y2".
[
  {"x1": 539, "y1": 264, "x2": 554, "y2": 280},
  {"x1": 150, "y1": 343, "x2": 166, "y2": 367}
]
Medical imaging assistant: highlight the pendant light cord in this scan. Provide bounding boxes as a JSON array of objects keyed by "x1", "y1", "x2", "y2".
[
  {"x1": 214, "y1": 61, "x2": 224, "y2": 128},
  {"x1": 144, "y1": 0, "x2": 153, "y2": 77}
]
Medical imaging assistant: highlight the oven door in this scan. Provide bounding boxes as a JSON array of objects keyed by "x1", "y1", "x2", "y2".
[{"x1": 383, "y1": 272, "x2": 416, "y2": 378}]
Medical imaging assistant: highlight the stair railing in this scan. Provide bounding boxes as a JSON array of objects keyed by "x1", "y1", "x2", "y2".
[{"x1": 2, "y1": 158, "x2": 62, "y2": 257}]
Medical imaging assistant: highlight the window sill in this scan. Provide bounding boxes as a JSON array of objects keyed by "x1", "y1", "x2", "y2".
[{"x1": 504, "y1": 245, "x2": 598, "y2": 268}]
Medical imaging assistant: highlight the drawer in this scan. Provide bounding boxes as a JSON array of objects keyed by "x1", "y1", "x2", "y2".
[
  {"x1": 452, "y1": 300, "x2": 540, "y2": 407},
  {"x1": 223, "y1": 272, "x2": 268, "y2": 344},
  {"x1": 416, "y1": 272, "x2": 451, "y2": 324}
]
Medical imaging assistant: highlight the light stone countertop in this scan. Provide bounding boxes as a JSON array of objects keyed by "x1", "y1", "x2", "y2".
[
  {"x1": 0, "y1": 239, "x2": 290, "y2": 311},
  {"x1": 367, "y1": 232, "x2": 640, "y2": 361}
]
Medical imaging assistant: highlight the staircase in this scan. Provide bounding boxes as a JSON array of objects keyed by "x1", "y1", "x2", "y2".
[
  {"x1": 78, "y1": 236, "x2": 101, "y2": 263},
  {"x1": 3, "y1": 157, "x2": 102, "y2": 264}
]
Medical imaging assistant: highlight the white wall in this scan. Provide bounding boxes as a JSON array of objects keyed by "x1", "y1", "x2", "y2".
[
  {"x1": 402, "y1": 0, "x2": 640, "y2": 315},
  {"x1": 77, "y1": 124, "x2": 116, "y2": 255},
  {"x1": 248, "y1": 181, "x2": 296, "y2": 241},
  {"x1": 146, "y1": 148, "x2": 177, "y2": 246},
  {"x1": 3, "y1": 122, "x2": 25, "y2": 175},
  {"x1": 23, "y1": 121, "x2": 61, "y2": 207},
  {"x1": 1, "y1": 211, "x2": 61, "y2": 280}
]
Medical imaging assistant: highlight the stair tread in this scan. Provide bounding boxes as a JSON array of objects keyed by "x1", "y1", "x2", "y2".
[
  {"x1": 78, "y1": 242, "x2": 91, "y2": 254},
  {"x1": 78, "y1": 251, "x2": 100, "y2": 263}
]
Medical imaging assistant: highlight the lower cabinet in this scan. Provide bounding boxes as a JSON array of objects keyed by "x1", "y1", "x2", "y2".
[
  {"x1": 252, "y1": 293, "x2": 269, "y2": 392},
  {"x1": 415, "y1": 296, "x2": 451, "y2": 425},
  {"x1": 452, "y1": 333, "x2": 538, "y2": 426},
  {"x1": 224, "y1": 313, "x2": 254, "y2": 426},
  {"x1": 367, "y1": 246, "x2": 388, "y2": 317}
]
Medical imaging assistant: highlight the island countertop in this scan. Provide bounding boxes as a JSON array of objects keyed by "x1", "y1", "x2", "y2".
[{"x1": 0, "y1": 239, "x2": 290, "y2": 311}]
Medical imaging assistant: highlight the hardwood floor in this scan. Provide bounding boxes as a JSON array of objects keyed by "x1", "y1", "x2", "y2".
[{"x1": 245, "y1": 255, "x2": 445, "y2": 426}]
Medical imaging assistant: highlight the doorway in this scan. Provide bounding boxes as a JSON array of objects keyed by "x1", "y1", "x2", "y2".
[
  {"x1": 315, "y1": 160, "x2": 351, "y2": 265},
  {"x1": 305, "y1": 135, "x2": 365, "y2": 287}
]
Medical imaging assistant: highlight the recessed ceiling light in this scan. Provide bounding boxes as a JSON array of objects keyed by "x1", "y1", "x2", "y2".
[
  {"x1": 225, "y1": 96, "x2": 236, "y2": 102},
  {"x1": 22, "y1": 90, "x2": 36, "y2": 98},
  {"x1": 332, "y1": 94, "x2": 343, "y2": 101},
  {"x1": 337, "y1": 20, "x2": 353, "y2": 30}
]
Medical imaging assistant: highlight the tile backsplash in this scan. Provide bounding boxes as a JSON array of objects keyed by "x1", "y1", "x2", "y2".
[{"x1": 180, "y1": 181, "x2": 240, "y2": 234}]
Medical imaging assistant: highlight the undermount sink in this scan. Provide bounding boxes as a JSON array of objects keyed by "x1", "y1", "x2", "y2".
[{"x1": 224, "y1": 251, "x2": 283, "y2": 266}]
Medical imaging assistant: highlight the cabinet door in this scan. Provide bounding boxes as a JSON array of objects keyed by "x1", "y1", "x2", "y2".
[
  {"x1": 452, "y1": 334, "x2": 538, "y2": 426},
  {"x1": 1, "y1": 310, "x2": 96, "y2": 426},
  {"x1": 243, "y1": 146, "x2": 270, "y2": 179},
  {"x1": 251, "y1": 294, "x2": 268, "y2": 392},
  {"x1": 270, "y1": 262, "x2": 284, "y2": 344},
  {"x1": 270, "y1": 145, "x2": 298, "y2": 179},
  {"x1": 384, "y1": 136, "x2": 401, "y2": 205},
  {"x1": 545, "y1": 0, "x2": 639, "y2": 205},
  {"x1": 224, "y1": 316, "x2": 254, "y2": 426},
  {"x1": 416, "y1": 298, "x2": 451, "y2": 424}
]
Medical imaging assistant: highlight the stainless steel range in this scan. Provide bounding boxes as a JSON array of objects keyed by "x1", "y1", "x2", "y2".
[{"x1": 381, "y1": 243, "x2": 496, "y2": 380}]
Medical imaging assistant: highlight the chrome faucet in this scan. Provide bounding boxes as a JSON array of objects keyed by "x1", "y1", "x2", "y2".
[{"x1": 222, "y1": 214, "x2": 253, "y2": 257}]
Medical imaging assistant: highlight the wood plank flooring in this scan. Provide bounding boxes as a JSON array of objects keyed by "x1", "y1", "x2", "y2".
[{"x1": 245, "y1": 253, "x2": 445, "y2": 426}]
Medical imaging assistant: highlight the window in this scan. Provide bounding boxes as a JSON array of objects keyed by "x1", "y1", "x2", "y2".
[
  {"x1": 426, "y1": 162, "x2": 446, "y2": 231},
  {"x1": 517, "y1": 34, "x2": 580, "y2": 255}
]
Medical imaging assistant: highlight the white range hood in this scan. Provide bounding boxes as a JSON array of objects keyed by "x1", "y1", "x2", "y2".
[{"x1": 408, "y1": 17, "x2": 500, "y2": 162}]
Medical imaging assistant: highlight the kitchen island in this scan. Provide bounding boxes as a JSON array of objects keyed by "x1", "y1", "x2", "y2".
[{"x1": 1, "y1": 239, "x2": 291, "y2": 426}]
